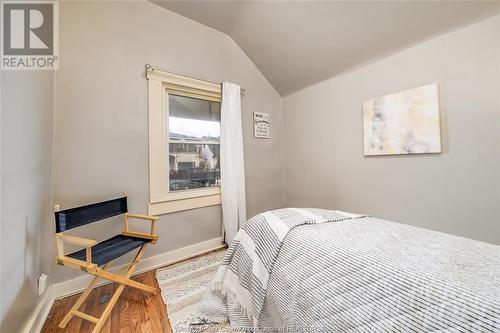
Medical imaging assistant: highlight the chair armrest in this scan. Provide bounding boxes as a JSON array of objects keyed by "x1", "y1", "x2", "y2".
[
  {"x1": 55, "y1": 233, "x2": 97, "y2": 266},
  {"x1": 125, "y1": 213, "x2": 159, "y2": 221},
  {"x1": 123, "y1": 213, "x2": 160, "y2": 242},
  {"x1": 56, "y1": 233, "x2": 97, "y2": 247}
]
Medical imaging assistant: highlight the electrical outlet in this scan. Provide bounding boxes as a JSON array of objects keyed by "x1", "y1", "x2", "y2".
[{"x1": 38, "y1": 274, "x2": 48, "y2": 296}]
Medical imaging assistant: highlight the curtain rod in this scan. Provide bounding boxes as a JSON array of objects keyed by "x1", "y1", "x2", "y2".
[{"x1": 145, "y1": 64, "x2": 246, "y2": 93}]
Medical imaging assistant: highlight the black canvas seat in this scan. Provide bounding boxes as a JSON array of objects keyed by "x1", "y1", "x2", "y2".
[
  {"x1": 67, "y1": 234, "x2": 151, "y2": 267},
  {"x1": 54, "y1": 196, "x2": 160, "y2": 333}
]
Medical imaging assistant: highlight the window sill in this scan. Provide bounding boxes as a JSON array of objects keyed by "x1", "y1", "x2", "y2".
[{"x1": 148, "y1": 188, "x2": 221, "y2": 215}]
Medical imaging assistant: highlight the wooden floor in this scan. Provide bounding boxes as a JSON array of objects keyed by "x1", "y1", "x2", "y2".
[{"x1": 41, "y1": 270, "x2": 172, "y2": 333}]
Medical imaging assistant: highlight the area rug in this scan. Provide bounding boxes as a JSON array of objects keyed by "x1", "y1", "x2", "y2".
[{"x1": 156, "y1": 250, "x2": 233, "y2": 333}]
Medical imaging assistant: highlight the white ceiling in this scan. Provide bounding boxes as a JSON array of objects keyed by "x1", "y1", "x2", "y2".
[{"x1": 152, "y1": 1, "x2": 500, "y2": 96}]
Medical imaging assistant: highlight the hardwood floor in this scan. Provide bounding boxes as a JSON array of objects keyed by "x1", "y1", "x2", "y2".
[{"x1": 41, "y1": 270, "x2": 172, "y2": 333}]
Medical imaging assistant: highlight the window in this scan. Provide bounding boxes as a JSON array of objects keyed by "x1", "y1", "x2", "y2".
[
  {"x1": 147, "y1": 67, "x2": 222, "y2": 215},
  {"x1": 167, "y1": 95, "x2": 221, "y2": 192}
]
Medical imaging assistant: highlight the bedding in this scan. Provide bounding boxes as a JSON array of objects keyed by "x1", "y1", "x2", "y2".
[{"x1": 183, "y1": 208, "x2": 500, "y2": 332}]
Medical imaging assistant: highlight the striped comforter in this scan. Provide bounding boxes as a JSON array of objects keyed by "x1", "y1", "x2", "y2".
[{"x1": 185, "y1": 208, "x2": 500, "y2": 332}]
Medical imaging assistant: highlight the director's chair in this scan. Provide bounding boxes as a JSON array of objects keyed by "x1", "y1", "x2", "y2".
[{"x1": 54, "y1": 195, "x2": 160, "y2": 332}]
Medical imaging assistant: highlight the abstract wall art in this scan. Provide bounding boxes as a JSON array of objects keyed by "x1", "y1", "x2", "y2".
[{"x1": 363, "y1": 83, "x2": 441, "y2": 156}]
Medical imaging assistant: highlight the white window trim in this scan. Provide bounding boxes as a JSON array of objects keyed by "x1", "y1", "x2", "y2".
[{"x1": 147, "y1": 67, "x2": 222, "y2": 215}]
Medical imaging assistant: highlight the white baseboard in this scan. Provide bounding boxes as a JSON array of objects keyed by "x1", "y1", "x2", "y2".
[
  {"x1": 52, "y1": 237, "x2": 224, "y2": 299},
  {"x1": 21, "y1": 286, "x2": 54, "y2": 333}
]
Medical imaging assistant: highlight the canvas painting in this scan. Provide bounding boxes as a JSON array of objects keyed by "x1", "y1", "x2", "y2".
[{"x1": 363, "y1": 83, "x2": 441, "y2": 156}]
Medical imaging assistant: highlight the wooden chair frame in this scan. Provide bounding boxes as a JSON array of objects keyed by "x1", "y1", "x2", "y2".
[{"x1": 55, "y1": 208, "x2": 160, "y2": 333}]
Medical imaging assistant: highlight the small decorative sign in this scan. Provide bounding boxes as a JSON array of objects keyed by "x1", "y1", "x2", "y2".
[{"x1": 253, "y1": 112, "x2": 270, "y2": 139}]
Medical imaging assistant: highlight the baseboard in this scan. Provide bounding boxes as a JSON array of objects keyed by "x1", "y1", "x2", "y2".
[
  {"x1": 21, "y1": 285, "x2": 54, "y2": 333},
  {"x1": 52, "y1": 237, "x2": 224, "y2": 300}
]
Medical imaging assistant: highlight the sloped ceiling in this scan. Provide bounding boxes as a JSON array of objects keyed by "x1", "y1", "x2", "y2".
[{"x1": 152, "y1": 1, "x2": 500, "y2": 96}]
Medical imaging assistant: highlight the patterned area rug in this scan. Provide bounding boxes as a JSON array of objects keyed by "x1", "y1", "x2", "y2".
[{"x1": 156, "y1": 250, "x2": 232, "y2": 333}]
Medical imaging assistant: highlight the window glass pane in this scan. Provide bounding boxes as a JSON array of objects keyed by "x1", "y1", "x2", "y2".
[
  {"x1": 168, "y1": 143, "x2": 220, "y2": 191},
  {"x1": 167, "y1": 94, "x2": 221, "y2": 192},
  {"x1": 169, "y1": 94, "x2": 220, "y2": 140}
]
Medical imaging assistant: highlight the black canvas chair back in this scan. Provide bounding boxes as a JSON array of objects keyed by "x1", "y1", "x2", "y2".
[{"x1": 55, "y1": 196, "x2": 128, "y2": 233}]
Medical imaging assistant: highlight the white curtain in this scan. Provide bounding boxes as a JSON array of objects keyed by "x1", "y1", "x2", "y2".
[{"x1": 220, "y1": 82, "x2": 247, "y2": 243}]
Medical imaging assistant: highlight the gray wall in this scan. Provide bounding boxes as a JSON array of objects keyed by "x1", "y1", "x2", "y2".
[
  {"x1": 52, "y1": 1, "x2": 284, "y2": 283},
  {"x1": 283, "y1": 15, "x2": 500, "y2": 245},
  {"x1": 1, "y1": 71, "x2": 54, "y2": 332}
]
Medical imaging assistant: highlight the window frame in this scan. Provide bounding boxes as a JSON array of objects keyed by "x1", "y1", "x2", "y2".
[{"x1": 147, "y1": 68, "x2": 222, "y2": 215}]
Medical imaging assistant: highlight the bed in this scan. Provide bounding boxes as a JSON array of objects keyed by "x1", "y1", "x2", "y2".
[{"x1": 183, "y1": 208, "x2": 500, "y2": 332}]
